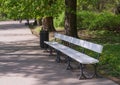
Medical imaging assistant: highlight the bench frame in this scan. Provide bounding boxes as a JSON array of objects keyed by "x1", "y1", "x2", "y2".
[{"x1": 44, "y1": 33, "x2": 103, "y2": 79}]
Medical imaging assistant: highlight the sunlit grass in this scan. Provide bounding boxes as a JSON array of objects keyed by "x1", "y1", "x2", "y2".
[
  {"x1": 33, "y1": 26, "x2": 64, "y2": 34},
  {"x1": 78, "y1": 30, "x2": 120, "y2": 77},
  {"x1": 100, "y1": 44, "x2": 120, "y2": 77},
  {"x1": 34, "y1": 26, "x2": 42, "y2": 34},
  {"x1": 56, "y1": 27, "x2": 64, "y2": 31}
]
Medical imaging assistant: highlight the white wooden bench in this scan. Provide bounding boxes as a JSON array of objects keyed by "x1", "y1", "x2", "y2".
[{"x1": 44, "y1": 33, "x2": 103, "y2": 79}]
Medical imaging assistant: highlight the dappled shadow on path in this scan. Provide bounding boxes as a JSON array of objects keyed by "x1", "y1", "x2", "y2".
[
  {"x1": 0, "y1": 23, "x2": 27, "y2": 30},
  {"x1": 0, "y1": 40, "x2": 83, "y2": 85},
  {"x1": 0, "y1": 40, "x2": 116, "y2": 85}
]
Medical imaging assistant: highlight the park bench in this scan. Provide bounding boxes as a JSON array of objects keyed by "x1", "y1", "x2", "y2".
[{"x1": 44, "y1": 33, "x2": 103, "y2": 79}]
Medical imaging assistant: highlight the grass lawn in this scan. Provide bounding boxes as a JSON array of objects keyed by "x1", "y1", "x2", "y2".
[{"x1": 78, "y1": 30, "x2": 120, "y2": 78}]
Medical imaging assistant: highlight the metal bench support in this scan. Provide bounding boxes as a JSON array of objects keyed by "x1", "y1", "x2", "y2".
[
  {"x1": 66, "y1": 56, "x2": 73, "y2": 70},
  {"x1": 91, "y1": 64, "x2": 102, "y2": 78},
  {"x1": 79, "y1": 63, "x2": 87, "y2": 79},
  {"x1": 56, "y1": 50, "x2": 61, "y2": 63}
]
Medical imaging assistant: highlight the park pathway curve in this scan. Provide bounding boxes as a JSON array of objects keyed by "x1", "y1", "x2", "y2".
[{"x1": 0, "y1": 21, "x2": 118, "y2": 85}]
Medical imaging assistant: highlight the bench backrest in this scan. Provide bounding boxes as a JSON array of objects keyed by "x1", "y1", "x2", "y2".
[{"x1": 54, "y1": 33, "x2": 103, "y2": 53}]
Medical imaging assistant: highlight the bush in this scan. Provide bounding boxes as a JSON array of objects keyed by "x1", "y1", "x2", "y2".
[
  {"x1": 77, "y1": 11, "x2": 96, "y2": 30},
  {"x1": 109, "y1": 15, "x2": 120, "y2": 32},
  {"x1": 89, "y1": 12, "x2": 112, "y2": 29},
  {"x1": 77, "y1": 11, "x2": 120, "y2": 32},
  {"x1": 90, "y1": 12, "x2": 120, "y2": 31},
  {"x1": 54, "y1": 12, "x2": 64, "y2": 27}
]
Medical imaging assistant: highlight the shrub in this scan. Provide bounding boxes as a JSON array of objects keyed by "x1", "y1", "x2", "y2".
[
  {"x1": 54, "y1": 12, "x2": 64, "y2": 27},
  {"x1": 90, "y1": 12, "x2": 120, "y2": 31},
  {"x1": 89, "y1": 12, "x2": 114, "y2": 29},
  {"x1": 109, "y1": 15, "x2": 120, "y2": 32},
  {"x1": 77, "y1": 11, "x2": 120, "y2": 32},
  {"x1": 77, "y1": 11, "x2": 96, "y2": 30}
]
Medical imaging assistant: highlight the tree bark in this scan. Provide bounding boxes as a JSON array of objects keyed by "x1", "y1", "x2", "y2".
[
  {"x1": 42, "y1": 17, "x2": 56, "y2": 31},
  {"x1": 37, "y1": 18, "x2": 42, "y2": 26},
  {"x1": 115, "y1": 5, "x2": 120, "y2": 14},
  {"x1": 64, "y1": 0, "x2": 78, "y2": 37},
  {"x1": 33, "y1": 18, "x2": 37, "y2": 26},
  {"x1": 96, "y1": 0, "x2": 105, "y2": 12}
]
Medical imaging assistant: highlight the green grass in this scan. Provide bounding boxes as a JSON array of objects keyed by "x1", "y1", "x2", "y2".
[
  {"x1": 78, "y1": 30, "x2": 120, "y2": 78},
  {"x1": 101, "y1": 44, "x2": 120, "y2": 77}
]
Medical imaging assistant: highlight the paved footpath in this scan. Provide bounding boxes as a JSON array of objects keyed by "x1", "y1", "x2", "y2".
[{"x1": 0, "y1": 21, "x2": 118, "y2": 85}]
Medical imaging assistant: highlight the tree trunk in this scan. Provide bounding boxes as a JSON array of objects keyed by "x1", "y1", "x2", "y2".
[
  {"x1": 37, "y1": 18, "x2": 42, "y2": 26},
  {"x1": 115, "y1": 5, "x2": 120, "y2": 14},
  {"x1": 96, "y1": 0, "x2": 105, "y2": 12},
  {"x1": 33, "y1": 18, "x2": 37, "y2": 26},
  {"x1": 42, "y1": 17, "x2": 56, "y2": 31},
  {"x1": 64, "y1": 0, "x2": 78, "y2": 37}
]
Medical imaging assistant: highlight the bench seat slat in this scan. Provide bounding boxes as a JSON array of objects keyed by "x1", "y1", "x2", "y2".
[{"x1": 45, "y1": 41, "x2": 99, "y2": 64}]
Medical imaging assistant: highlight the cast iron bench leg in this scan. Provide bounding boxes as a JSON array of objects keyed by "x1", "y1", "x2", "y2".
[
  {"x1": 66, "y1": 56, "x2": 73, "y2": 70},
  {"x1": 56, "y1": 50, "x2": 61, "y2": 63},
  {"x1": 79, "y1": 63, "x2": 87, "y2": 79},
  {"x1": 91, "y1": 64, "x2": 102, "y2": 78}
]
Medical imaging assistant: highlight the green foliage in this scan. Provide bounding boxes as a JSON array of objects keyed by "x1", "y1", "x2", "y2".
[
  {"x1": 100, "y1": 44, "x2": 120, "y2": 77},
  {"x1": 77, "y1": 11, "x2": 120, "y2": 32},
  {"x1": 77, "y1": 0, "x2": 118, "y2": 12},
  {"x1": 77, "y1": 11, "x2": 97, "y2": 29},
  {"x1": 0, "y1": 0, "x2": 65, "y2": 20},
  {"x1": 90, "y1": 12, "x2": 120, "y2": 31},
  {"x1": 54, "y1": 12, "x2": 64, "y2": 27},
  {"x1": 77, "y1": 0, "x2": 99, "y2": 11},
  {"x1": 89, "y1": 12, "x2": 115, "y2": 30}
]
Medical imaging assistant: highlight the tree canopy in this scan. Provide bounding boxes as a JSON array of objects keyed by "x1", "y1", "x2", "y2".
[
  {"x1": 0, "y1": 0, "x2": 120, "y2": 32},
  {"x1": 0, "y1": 0, "x2": 64, "y2": 20}
]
